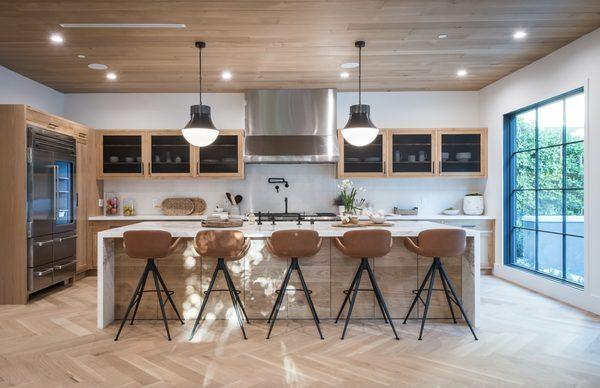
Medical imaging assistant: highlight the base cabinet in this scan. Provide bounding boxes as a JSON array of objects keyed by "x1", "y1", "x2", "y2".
[{"x1": 434, "y1": 219, "x2": 495, "y2": 272}]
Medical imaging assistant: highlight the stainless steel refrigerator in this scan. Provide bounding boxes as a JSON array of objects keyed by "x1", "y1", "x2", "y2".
[{"x1": 27, "y1": 126, "x2": 77, "y2": 293}]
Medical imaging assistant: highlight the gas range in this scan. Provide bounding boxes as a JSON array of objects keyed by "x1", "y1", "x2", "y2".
[{"x1": 255, "y1": 211, "x2": 339, "y2": 222}]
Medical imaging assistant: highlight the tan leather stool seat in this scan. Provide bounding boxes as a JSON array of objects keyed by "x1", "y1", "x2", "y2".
[
  {"x1": 402, "y1": 228, "x2": 477, "y2": 341},
  {"x1": 189, "y1": 230, "x2": 251, "y2": 340},
  {"x1": 333, "y1": 229, "x2": 398, "y2": 340}
]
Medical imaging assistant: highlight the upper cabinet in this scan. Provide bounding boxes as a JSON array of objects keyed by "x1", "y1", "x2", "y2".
[
  {"x1": 338, "y1": 130, "x2": 387, "y2": 177},
  {"x1": 97, "y1": 129, "x2": 244, "y2": 179},
  {"x1": 338, "y1": 128, "x2": 487, "y2": 178}
]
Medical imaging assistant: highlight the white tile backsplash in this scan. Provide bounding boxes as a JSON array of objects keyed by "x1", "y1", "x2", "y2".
[{"x1": 104, "y1": 164, "x2": 486, "y2": 216}]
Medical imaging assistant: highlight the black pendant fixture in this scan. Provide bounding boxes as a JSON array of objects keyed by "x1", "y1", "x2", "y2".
[
  {"x1": 182, "y1": 41, "x2": 219, "y2": 147},
  {"x1": 341, "y1": 40, "x2": 378, "y2": 146}
]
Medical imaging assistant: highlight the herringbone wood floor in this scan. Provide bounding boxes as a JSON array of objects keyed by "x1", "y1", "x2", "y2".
[{"x1": 0, "y1": 275, "x2": 599, "y2": 387}]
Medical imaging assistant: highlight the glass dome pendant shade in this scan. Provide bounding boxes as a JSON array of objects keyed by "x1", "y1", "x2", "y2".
[
  {"x1": 182, "y1": 41, "x2": 219, "y2": 147},
  {"x1": 342, "y1": 40, "x2": 378, "y2": 147}
]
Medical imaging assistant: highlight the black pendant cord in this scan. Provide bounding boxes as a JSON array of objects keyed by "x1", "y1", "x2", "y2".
[
  {"x1": 358, "y1": 44, "x2": 362, "y2": 106},
  {"x1": 198, "y1": 44, "x2": 202, "y2": 108}
]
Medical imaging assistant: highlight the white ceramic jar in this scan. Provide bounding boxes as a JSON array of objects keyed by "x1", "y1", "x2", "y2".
[{"x1": 463, "y1": 194, "x2": 484, "y2": 215}]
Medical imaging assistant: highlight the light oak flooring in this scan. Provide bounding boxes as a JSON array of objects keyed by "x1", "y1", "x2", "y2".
[{"x1": 0, "y1": 275, "x2": 599, "y2": 387}]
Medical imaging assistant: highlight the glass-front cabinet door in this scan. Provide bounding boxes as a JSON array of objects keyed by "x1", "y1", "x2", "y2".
[
  {"x1": 99, "y1": 131, "x2": 146, "y2": 177},
  {"x1": 195, "y1": 130, "x2": 244, "y2": 178},
  {"x1": 148, "y1": 131, "x2": 193, "y2": 177},
  {"x1": 338, "y1": 130, "x2": 386, "y2": 177},
  {"x1": 437, "y1": 129, "x2": 486, "y2": 177},
  {"x1": 388, "y1": 130, "x2": 435, "y2": 176}
]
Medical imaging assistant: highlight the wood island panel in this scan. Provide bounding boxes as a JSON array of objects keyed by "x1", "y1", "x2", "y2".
[{"x1": 113, "y1": 237, "x2": 462, "y2": 321}]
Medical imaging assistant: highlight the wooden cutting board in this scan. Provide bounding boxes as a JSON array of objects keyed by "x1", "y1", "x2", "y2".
[
  {"x1": 201, "y1": 219, "x2": 244, "y2": 228},
  {"x1": 331, "y1": 221, "x2": 394, "y2": 228},
  {"x1": 161, "y1": 198, "x2": 194, "y2": 216}
]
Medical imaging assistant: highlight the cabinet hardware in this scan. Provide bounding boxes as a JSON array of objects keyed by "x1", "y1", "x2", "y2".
[
  {"x1": 36, "y1": 240, "x2": 54, "y2": 247},
  {"x1": 48, "y1": 123, "x2": 58, "y2": 128},
  {"x1": 56, "y1": 235, "x2": 77, "y2": 243},
  {"x1": 54, "y1": 261, "x2": 76, "y2": 270},
  {"x1": 34, "y1": 268, "x2": 53, "y2": 277}
]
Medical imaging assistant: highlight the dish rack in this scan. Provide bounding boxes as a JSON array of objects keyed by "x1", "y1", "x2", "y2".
[{"x1": 393, "y1": 206, "x2": 418, "y2": 216}]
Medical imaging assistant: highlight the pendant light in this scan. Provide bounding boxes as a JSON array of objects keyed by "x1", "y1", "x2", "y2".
[
  {"x1": 182, "y1": 41, "x2": 219, "y2": 147},
  {"x1": 341, "y1": 41, "x2": 378, "y2": 147}
]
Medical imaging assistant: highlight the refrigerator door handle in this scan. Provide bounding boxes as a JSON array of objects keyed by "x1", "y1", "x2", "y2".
[{"x1": 52, "y1": 164, "x2": 58, "y2": 221}]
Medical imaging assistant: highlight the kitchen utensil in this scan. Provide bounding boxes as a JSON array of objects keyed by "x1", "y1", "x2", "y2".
[
  {"x1": 109, "y1": 156, "x2": 119, "y2": 163},
  {"x1": 234, "y1": 195, "x2": 243, "y2": 204},
  {"x1": 418, "y1": 151, "x2": 427, "y2": 162},
  {"x1": 160, "y1": 198, "x2": 194, "y2": 216},
  {"x1": 229, "y1": 205, "x2": 240, "y2": 215},
  {"x1": 225, "y1": 193, "x2": 234, "y2": 205},
  {"x1": 125, "y1": 156, "x2": 134, "y2": 163},
  {"x1": 408, "y1": 154, "x2": 416, "y2": 162}
]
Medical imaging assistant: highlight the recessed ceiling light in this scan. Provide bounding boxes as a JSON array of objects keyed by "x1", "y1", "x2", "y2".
[
  {"x1": 77, "y1": 54, "x2": 86, "y2": 59},
  {"x1": 106, "y1": 72, "x2": 117, "y2": 80},
  {"x1": 438, "y1": 33, "x2": 448, "y2": 39},
  {"x1": 50, "y1": 33, "x2": 63, "y2": 44},
  {"x1": 341, "y1": 62, "x2": 359, "y2": 69},
  {"x1": 60, "y1": 23, "x2": 186, "y2": 29},
  {"x1": 221, "y1": 70, "x2": 232, "y2": 80},
  {"x1": 513, "y1": 30, "x2": 527, "y2": 40},
  {"x1": 456, "y1": 69, "x2": 468, "y2": 77},
  {"x1": 88, "y1": 63, "x2": 108, "y2": 70},
  {"x1": 340, "y1": 71, "x2": 350, "y2": 79}
]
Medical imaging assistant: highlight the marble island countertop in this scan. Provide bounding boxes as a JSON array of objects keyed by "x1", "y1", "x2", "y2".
[
  {"x1": 98, "y1": 220, "x2": 481, "y2": 239},
  {"x1": 89, "y1": 214, "x2": 494, "y2": 221}
]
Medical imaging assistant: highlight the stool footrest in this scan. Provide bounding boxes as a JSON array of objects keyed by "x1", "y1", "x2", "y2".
[
  {"x1": 204, "y1": 289, "x2": 241, "y2": 295},
  {"x1": 411, "y1": 288, "x2": 458, "y2": 306},
  {"x1": 275, "y1": 288, "x2": 312, "y2": 295},
  {"x1": 343, "y1": 288, "x2": 374, "y2": 294}
]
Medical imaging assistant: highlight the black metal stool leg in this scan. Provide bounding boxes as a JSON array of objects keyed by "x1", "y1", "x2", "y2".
[
  {"x1": 294, "y1": 258, "x2": 324, "y2": 340},
  {"x1": 130, "y1": 261, "x2": 151, "y2": 325},
  {"x1": 189, "y1": 263, "x2": 219, "y2": 340},
  {"x1": 221, "y1": 260, "x2": 247, "y2": 340},
  {"x1": 364, "y1": 259, "x2": 399, "y2": 340},
  {"x1": 341, "y1": 260, "x2": 364, "y2": 340},
  {"x1": 154, "y1": 264, "x2": 184, "y2": 325},
  {"x1": 267, "y1": 263, "x2": 293, "y2": 323},
  {"x1": 114, "y1": 260, "x2": 149, "y2": 341},
  {"x1": 266, "y1": 261, "x2": 293, "y2": 339},
  {"x1": 418, "y1": 260, "x2": 437, "y2": 340},
  {"x1": 403, "y1": 261, "x2": 435, "y2": 324},
  {"x1": 335, "y1": 263, "x2": 362, "y2": 323},
  {"x1": 438, "y1": 261, "x2": 478, "y2": 340},
  {"x1": 439, "y1": 266, "x2": 457, "y2": 324},
  {"x1": 151, "y1": 260, "x2": 172, "y2": 341}
]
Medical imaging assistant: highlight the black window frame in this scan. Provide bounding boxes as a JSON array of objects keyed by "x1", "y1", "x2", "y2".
[{"x1": 503, "y1": 87, "x2": 585, "y2": 287}]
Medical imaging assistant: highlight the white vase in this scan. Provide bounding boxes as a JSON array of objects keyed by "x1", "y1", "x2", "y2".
[{"x1": 463, "y1": 195, "x2": 484, "y2": 215}]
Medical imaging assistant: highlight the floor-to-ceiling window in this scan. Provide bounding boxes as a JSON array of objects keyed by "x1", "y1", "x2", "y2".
[{"x1": 504, "y1": 88, "x2": 585, "y2": 286}]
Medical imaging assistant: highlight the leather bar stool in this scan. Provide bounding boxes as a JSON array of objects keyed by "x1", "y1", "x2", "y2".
[
  {"x1": 189, "y1": 230, "x2": 251, "y2": 340},
  {"x1": 403, "y1": 229, "x2": 478, "y2": 340},
  {"x1": 114, "y1": 230, "x2": 184, "y2": 341},
  {"x1": 334, "y1": 230, "x2": 399, "y2": 340},
  {"x1": 266, "y1": 230, "x2": 324, "y2": 340}
]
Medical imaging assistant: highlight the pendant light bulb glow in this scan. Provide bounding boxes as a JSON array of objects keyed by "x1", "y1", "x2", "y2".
[
  {"x1": 182, "y1": 41, "x2": 219, "y2": 147},
  {"x1": 342, "y1": 41, "x2": 378, "y2": 147}
]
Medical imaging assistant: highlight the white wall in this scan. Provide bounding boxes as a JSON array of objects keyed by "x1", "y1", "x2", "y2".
[
  {"x1": 479, "y1": 28, "x2": 600, "y2": 314},
  {"x1": 0, "y1": 65, "x2": 64, "y2": 115},
  {"x1": 64, "y1": 91, "x2": 484, "y2": 215}
]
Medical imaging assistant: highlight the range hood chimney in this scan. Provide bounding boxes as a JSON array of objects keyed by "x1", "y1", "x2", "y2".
[{"x1": 244, "y1": 89, "x2": 338, "y2": 163}]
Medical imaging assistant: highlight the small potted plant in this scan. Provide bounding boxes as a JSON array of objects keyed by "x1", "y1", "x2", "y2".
[{"x1": 337, "y1": 179, "x2": 365, "y2": 216}]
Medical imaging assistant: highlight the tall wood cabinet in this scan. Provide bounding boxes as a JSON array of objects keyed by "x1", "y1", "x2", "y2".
[
  {"x1": 0, "y1": 105, "x2": 99, "y2": 304},
  {"x1": 338, "y1": 128, "x2": 487, "y2": 178}
]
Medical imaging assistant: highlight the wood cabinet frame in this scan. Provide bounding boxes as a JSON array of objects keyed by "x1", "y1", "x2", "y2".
[
  {"x1": 337, "y1": 128, "x2": 488, "y2": 179},
  {"x1": 146, "y1": 130, "x2": 194, "y2": 178},
  {"x1": 97, "y1": 130, "x2": 148, "y2": 179},
  {"x1": 337, "y1": 129, "x2": 388, "y2": 178},
  {"x1": 194, "y1": 129, "x2": 245, "y2": 179}
]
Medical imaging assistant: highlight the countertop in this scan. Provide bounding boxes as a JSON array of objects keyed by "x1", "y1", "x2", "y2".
[
  {"x1": 97, "y1": 220, "x2": 481, "y2": 239},
  {"x1": 89, "y1": 214, "x2": 494, "y2": 221}
]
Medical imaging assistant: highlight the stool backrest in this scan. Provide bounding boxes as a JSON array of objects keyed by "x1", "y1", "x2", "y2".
[
  {"x1": 195, "y1": 230, "x2": 250, "y2": 259},
  {"x1": 335, "y1": 229, "x2": 392, "y2": 258},
  {"x1": 123, "y1": 230, "x2": 174, "y2": 259},
  {"x1": 267, "y1": 230, "x2": 322, "y2": 258},
  {"x1": 414, "y1": 229, "x2": 467, "y2": 258}
]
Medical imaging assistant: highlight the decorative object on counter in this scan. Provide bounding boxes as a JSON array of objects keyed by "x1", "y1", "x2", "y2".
[
  {"x1": 393, "y1": 206, "x2": 419, "y2": 216},
  {"x1": 341, "y1": 41, "x2": 378, "y2": 147},
  {"x1": 201, "y1": 219, "x2": 243, "y2": 228},
  {"x1": 190, "y1": 197, "x2": 207, "y2": 215},
  {"x1": 338, "y1": 179, "x2": 365, "y2": 214},
  {"x1": 160, "y1": 197, "x2": 194, "y2": 216},
  {"x1": 123, "y1": 198, "x2": 136, "y2": 216},
  {"x1": 463, "y1": 193, "x2": 484, "y2": 215},
  {"x1": 366, "y1": 209, "x2": 386, "y2": 224},
  {"x1": 182, "y1": 41, "x2": 219, "y2": 147},
  {"x1": 442, "y1": 207, "x2": 460, "y2": 215},
  {"x1": 108, "y1": 156, "x2": 119, "y2": 163},
  {"x1": 225, "y1": 192, "x2": 235, "y2": 206},
  {"x1": 247, "y1": 212, "x2": 256, "y2": 225},
  {"x1": 104, "y1": 193, "x2": 120, "y2": 215}
]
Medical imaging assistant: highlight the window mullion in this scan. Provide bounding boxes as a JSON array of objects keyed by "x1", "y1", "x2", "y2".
[
  {"x1": 534, "y1": 106, "x2": 539, "y2": 272},
  {"x1": 562, "y1": 96, "x2": 567, "y2": 280}
]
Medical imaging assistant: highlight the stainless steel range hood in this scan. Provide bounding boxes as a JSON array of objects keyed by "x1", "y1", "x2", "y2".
[{"x1": 244, "y1": 89, "x2": 338, "y2": 163}]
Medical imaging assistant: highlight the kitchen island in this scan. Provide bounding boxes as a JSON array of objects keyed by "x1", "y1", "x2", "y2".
[{"x1": 97, "y1": 221, "x2": 480, "y2": 329}]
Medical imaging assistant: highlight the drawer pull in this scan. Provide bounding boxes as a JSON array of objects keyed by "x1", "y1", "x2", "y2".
[
  {"x1": 54, "y1": 261, "x2": 76, "y2": 270},
  {"x1": 36, "y1": 240, "x2": 54, "y2": 247},
  {"x1": 55, "y1": 235, "x2": 77, "y2": 243},
  {"x1": 34, "y1": 268, "x2": 53, "y2": 277}
]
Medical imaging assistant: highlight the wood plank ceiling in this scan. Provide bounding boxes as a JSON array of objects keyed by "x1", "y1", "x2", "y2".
[{"x1": 1, "y1": 0, "x2": 599, "y2": 93}]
